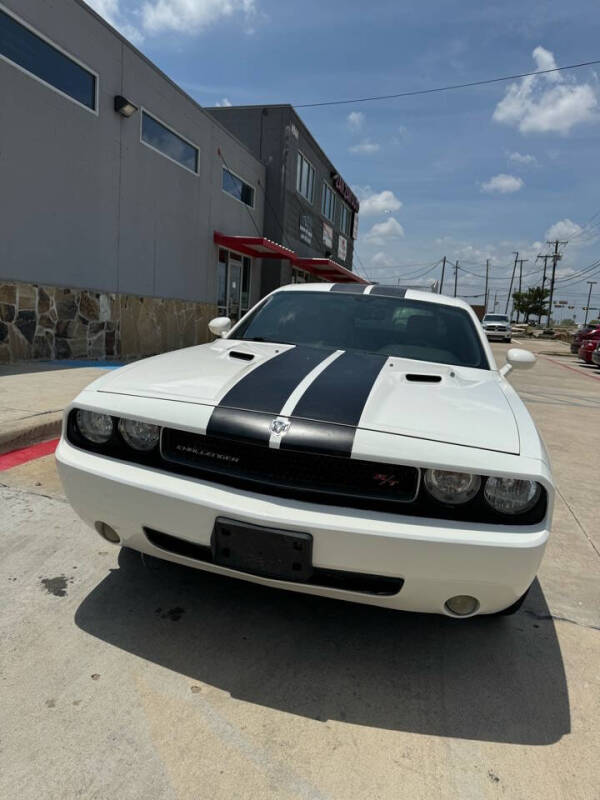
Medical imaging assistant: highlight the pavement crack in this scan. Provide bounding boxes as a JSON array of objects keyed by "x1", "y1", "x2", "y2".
[
  {"x1": 555, "y1": 485, "x2": 600, "y2": 560},
  {"x1": 525, "y1": 610, "x2": 600, "y2": 632}
]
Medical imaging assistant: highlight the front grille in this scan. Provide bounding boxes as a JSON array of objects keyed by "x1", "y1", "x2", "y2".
[
  {"x1": 161, "y1": 427, "x2": 420, "y2": 507},
  {"x1": 143, "y1": 528, "x2": 403, "y2": 596}
]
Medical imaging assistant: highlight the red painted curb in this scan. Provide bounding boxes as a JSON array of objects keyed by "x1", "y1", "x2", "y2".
[
  {"x1": 539, "y1": 355, "x2": 600, "y2": 382},
  {"x1": 0, "y1": 438, "x2": 59, "y2": 471}
]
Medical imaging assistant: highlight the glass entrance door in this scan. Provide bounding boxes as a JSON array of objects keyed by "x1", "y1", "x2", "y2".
[{"x1": 216, "y1": 249, "x2": 252, "y2": 322}]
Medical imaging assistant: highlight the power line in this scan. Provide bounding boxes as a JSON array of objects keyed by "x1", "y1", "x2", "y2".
[{"x1": 293, "y1": 58, "x2": 600, "y2": 109}]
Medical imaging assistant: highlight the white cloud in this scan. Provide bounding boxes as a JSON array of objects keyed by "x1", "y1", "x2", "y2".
[
  {"x1": 355, "y1": 187, "x2": 402, "y2": 216},
  {"x1": 347, "y1": 111, "x2": 365, "y2": 131},
  {"x1": 215, "y1": 97, "x2": 233, "y2": 106},
  {"x1": 545, "y1": 218, "x2": 583, "y2": 241},
  {"x1": 481, "y1": 174, "x2": 524, "y2": 194},
  {"x1": 365, "y1": 217, "x2": 405, "y2": 245},
  {"x1": 508, "y1": 151, "x2": 537, "y2": 166},
  {"x1": 142, "y1": 0, "x2": 256, "y2": 34},
  {"x1": 371, "y1": 252, "x2": 396, "y2": 267},
  {"x1": 86, "y1": 0, "x2": 144, "y2": 42},
  {"x1": 349, "y1": 139, "x2": 380, "y2": 154},
  {"x1": 493, "y1": 46, "x2": 598, "y2": 134},
  {"x1": 88, "y1": 0, "x2": 257, "y2": 39}
]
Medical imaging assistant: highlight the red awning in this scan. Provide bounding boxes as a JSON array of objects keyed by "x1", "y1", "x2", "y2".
[
  {"x1": 214, "y1": 231, "x2": 368, "y2": 284},
  {"x1": 293, "y1": 257, "x2": 369, "y2": 284},
  {"x1": 214, "y1": 232, "x2": 296, "y2": 260}
]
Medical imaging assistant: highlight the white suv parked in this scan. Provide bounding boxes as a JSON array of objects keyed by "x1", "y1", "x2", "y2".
[{"x1": 482, "y1": 314, "x2": 512, "y2": 343}]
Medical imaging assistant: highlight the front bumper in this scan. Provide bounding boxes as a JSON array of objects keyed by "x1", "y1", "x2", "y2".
[
  {"x1": 56, "y1": 438, "x2": 550, "y2": 617},
  {"x1": 484, "y1": 330, "x2": 511, "y2": 341}
]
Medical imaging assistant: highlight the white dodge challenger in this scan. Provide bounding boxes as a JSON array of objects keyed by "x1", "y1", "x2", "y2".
[{"x1": 56, "y1": 284, "x2": 553, "y2": 618}]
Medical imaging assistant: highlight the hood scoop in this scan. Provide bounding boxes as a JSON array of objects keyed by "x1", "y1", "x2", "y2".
[
  {"x1": 228, "y1": 350, "x2": 255, "y2": 361},
  {"x1": 405, "y1": 373, "x2": 442, "y2": 383}
]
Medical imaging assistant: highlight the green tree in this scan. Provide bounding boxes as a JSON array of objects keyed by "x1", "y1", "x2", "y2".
[{"x1": 512, "y1": 286, "x2": 549, "y2": 323}]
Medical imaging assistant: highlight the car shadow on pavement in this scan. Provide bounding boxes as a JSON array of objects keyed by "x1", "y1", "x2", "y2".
[{"x1": 75, "y1": 549, "x2": 570, "y2": 745}]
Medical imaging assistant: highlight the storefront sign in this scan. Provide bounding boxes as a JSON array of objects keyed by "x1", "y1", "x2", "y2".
[
  {"x1": 338, "y1": 235, "x2": 347, "y2": 262},
  {"x1": 299, "y1": 214, "x2": 312, "y2": 245},
  {"x1": 323, "y1": 222, "x2": 333, "y2": 249},
  {"x1": 331, "y1": 172, "x2": 360, "y2": 212},
  {"x1": 352, "y1": 213, "x2": 359, "y2": 240}
]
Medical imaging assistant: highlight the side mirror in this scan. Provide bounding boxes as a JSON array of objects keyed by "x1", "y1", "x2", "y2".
[
  {"x1": 500, "y1": 348, "x2": 536, "y2": 376},
  {"x1": 208, "y1": 316, "x2": 232, "y2": 338}
]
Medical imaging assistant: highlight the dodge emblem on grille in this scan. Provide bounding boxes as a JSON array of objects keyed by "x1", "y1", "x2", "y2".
[{"x1": 270, "y1": 417, "x2": 291, "y2": 436}]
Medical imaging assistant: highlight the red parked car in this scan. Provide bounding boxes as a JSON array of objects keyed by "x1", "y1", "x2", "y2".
[
  {"x1": 578, "y1": 330, "x2": 600, "y2": 363},
  {"x1": 571, "y1": 325, "x2": 599, "y2": 353}
]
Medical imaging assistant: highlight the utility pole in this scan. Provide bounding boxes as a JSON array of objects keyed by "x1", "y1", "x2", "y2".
[
  {"x1": 546, "y1": 239, "x2": 567, "y2": 328},
  {"x1": 439, "y1": 256, "x2": 446, "y2": 294},
  {"x1": 453, "y1": 261, "x2": 459, "y2": 297},
  {"x1": 493, "y1": 292, "x2": 498, "y2": 311},
  {"x1": 484, "y1": 259, "x2": 490, "y2": 312},
  {"x1": 514, "y1": 258, "x2": 528, "y2": 322},
  {"x1": 536, "y1": 254, "x2": 552, "y2": 324},
  {"x1": 584, "y1": 281, "x2": 597, "y2": 326},
  {"x1": 505, "y1": 251, "x2": 519, "y2": 316}
]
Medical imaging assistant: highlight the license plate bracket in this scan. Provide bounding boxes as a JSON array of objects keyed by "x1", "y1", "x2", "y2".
[{"x1": 212, "y1": 517, "x2": 313, "y2": 582}]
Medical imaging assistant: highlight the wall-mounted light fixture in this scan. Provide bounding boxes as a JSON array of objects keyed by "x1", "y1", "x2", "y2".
[{"x1": 114, "y1": 95, "x2": 138, "y2": 117}]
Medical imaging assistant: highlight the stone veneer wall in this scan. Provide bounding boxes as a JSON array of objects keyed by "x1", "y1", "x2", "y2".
[{"x1": 0, "y1": 281, "x2": 217, "y2": 363}]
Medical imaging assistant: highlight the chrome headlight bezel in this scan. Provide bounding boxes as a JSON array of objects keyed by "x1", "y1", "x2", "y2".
[
  {"x1": 423, "y1": 469, "x2": 482, "y2": 505},
  {"x1": 118, "y1": 417, "x2": 160, "y2": 452},
  {"x1": 75, "y1": 409, "x2": 114, "y2": 444},
  {"x1": 483, "y1": 477, "x2": 542, "y2": 515}
]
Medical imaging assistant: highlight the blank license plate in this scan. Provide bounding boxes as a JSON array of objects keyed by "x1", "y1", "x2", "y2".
[{"x1": 212, "y1": 517, "x2": 313, "y2": 582}]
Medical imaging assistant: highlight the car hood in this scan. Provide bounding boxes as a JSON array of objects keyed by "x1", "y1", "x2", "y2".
[{"x1": 94, "y1": 340, "x2": 520, "y2": 454}]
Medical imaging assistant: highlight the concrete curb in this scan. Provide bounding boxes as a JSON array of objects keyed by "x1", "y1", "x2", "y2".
[{"x1": 0, "y1": 413, "x2": 63, "y2": 455}]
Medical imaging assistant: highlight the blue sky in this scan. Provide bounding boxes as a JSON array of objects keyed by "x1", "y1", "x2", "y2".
[{"x1": 90, "y1": 0, "x2": 600, "y2": 320}]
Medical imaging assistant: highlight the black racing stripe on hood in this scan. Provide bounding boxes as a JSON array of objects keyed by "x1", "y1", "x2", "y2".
[
  {"x1": 217, "y1": 345, "x2": 333, "y2": 414},
  {"x1": 329, "y1": 283, "x2": 368, "y2": 294},
  {"x1": 279, "y1": 419, "x2": 355, "y2": 458},
  {"x1": 206, "y1": 407, "x2": 273, "y2": 445},
  {"x1": 290, "y1": 351, "x2": 388, "y2": 427},
  {"x1": 369, "y1": 286, "x2": 407, "y2": 298}
]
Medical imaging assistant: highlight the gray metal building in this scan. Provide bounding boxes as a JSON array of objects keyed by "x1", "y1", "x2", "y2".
[
  {"x1": 207, "y1": 105, "x2": 360, "y2": 296},
  {"x1": 0, "y1": 0, "x2": 362, "y2": 363}
]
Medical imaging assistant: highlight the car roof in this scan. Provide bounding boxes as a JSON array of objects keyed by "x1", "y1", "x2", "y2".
[{"x1": 273, "y1": 283, "x2": 475, "y2": 312}]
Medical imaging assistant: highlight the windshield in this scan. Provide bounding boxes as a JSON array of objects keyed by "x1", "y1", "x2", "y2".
[
  {"x1": 483, "y1": 314, "x2": 509, "y2": 322},
  {"x1": 234, "y1": 291, "x2": 489, "y2": 370}
]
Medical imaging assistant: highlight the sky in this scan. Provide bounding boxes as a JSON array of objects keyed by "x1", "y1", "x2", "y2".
[{"x1": 89, "y1": 0, "x2": 600, "y2": 321}]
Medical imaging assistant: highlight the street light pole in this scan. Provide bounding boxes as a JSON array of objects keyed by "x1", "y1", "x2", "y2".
[{"x1": 584, "y1": 281, "x2": 597, "y2": 326}]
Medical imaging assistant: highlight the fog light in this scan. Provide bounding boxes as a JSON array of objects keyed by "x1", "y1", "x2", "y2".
[
  {"x1": 95, "y1": 521, "x2": 120, "y2": 544},
  {"x1": 445, "y1": 595, "x2": 479, "y2": 617}
]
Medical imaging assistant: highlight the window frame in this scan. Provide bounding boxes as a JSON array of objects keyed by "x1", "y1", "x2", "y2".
[
  {"x1": 339, "y1": 202, "x2": 351, "y2": 236},
  {"x1": 321, "y1": 181, "x2": 336, "y2": 222},
  {"x1": 222, "y1": 165, "x2": 256, "y2": 209},
  {"x1": 140, "y1": 108, "x2": 199, "y2": 175},
  {"x1": 217, "y1": 247, "x2": 252, "y2": 320},
  {"x1": 296, "y1": 151, "x2": 315, "y2": 204},
  {"x1": 0, "y1": 4, "x2": 99, "y2": 114}
]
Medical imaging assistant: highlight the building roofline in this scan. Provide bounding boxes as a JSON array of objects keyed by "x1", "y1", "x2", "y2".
[
  {"x1": 70, "y1": 0, "x2": 263, "y2": 165},
  {"x1": 206, "y1": 104, "x2": 349, "y2": 190}
]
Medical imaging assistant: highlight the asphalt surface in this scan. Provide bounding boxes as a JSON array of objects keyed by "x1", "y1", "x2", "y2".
[{"x1": 1, "y1": 341, "x2": 599, "y2": 800}]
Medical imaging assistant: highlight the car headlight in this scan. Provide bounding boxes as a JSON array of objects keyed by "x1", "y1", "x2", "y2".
[
  {"x1": 118, "y1": 418, "x2": 160, "y2": 451},
  {"x1": 75, "y1": 409, "x2": 114, "y2": 443},
  {"x1": 484, "y1": 477, "x2": 541, "y2": 515},
  {"x1": 423, "y1": 469, "x2": 481, "y2": 504}
]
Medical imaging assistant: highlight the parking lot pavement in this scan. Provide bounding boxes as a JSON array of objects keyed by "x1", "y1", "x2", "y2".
[{"x1": 1, "y1": 344, "x2": 600, "y2": 800}]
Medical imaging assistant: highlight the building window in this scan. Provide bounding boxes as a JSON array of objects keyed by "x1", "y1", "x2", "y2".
[
  {"x1": 217, "y1": 249, "x2": 252, "y2": 322},
  {"x1": 222, "y1": 167, "x2": 255, "y2": 208},
  {"x1": 340, "y1": 203, "x2": 351, "y2": 236},
  {"x1": 296, "y1": 151, "x2": 315, "y2": 203},
  {"x1": 141, "y1": 110, "x2": 199, "y2": 174},
  {"x1": 321, "y1": 183, "x2": 336, "y2": 222},
  {"x1": 0, "y1": 8, "x2": 97, "y2": 111}
]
